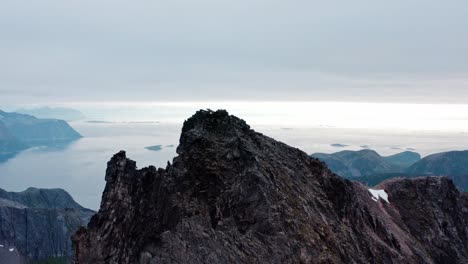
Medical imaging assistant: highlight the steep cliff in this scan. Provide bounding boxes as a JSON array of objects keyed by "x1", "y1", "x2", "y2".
[
  {"x1": 73, "y1": 110, "x2": 468, "y2": 264},
  {"x1": 0, "y1": 188, "x2": 95, "y2": 263}
]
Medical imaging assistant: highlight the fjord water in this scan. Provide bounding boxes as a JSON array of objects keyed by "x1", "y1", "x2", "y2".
[{"x1": 1, "y1": 102, "x2": 468, "y2": 209}]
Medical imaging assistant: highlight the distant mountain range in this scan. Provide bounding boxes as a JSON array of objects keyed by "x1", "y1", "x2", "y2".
[
  {"x1": 384, "y1": 150, "x2": 422, "y2": 168},
  {"x1": 312, "y1": 149, "x2": 468, "y2": 191},
  {"x1": 16, "y1": 107, "x2": 86, "y2": 122},
  {"x1": 407, "y1": 150, "x2": 468, "y2": 192},
  {"x1": 0, "y1": 110, "x2": 82, "y2": 157},
  {"x1": 311, "y1": 150, "x2": 421, "y2": 178},
  {"x1": 0, "y1": 187, "x2": 94, "y2": 264}
]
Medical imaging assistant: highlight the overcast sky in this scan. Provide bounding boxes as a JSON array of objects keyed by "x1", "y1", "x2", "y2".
[{"x1": 1, "y1": 0, "x2": 468, "y2": 104}]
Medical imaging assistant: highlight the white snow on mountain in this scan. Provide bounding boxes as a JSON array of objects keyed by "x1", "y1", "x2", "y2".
[{"x1": 369, "y1": 189, "x2": 389, "y2": 203}]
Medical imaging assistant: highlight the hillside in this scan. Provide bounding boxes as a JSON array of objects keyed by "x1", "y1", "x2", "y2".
[{"x1": 311, "y1": 150, "x2": 420, "y2": 178}]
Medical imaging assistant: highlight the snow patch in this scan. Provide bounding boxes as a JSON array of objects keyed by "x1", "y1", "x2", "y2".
[
  {"x1": 369, "y1": 189, "x2": 389, "y2": 203},
  {"x1": 9, "y1": 248, "x2": 14, "y2": 252},
  {"x1": 0, "y1": 244, "x2": 3, "y2": 247}
]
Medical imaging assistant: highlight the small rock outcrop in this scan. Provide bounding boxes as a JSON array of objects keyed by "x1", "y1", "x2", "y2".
[
  {"x1": 0, "y1": 187, "x2": 94, "y2": 263},
  {"x1": 73, "y1": 110, "x2": 468, "y2": 264}
]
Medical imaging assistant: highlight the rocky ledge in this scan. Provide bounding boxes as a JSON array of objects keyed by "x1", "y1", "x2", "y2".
[{"x1": 73, "y1": 110, "x2": 468, "y2": 264}]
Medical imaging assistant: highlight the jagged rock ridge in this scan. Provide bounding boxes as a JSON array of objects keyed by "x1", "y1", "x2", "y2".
[{"x1": 73, "y1": 110, "x2": 468, "y2": 264}]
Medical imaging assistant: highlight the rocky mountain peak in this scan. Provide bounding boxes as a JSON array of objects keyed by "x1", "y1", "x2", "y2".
[
  {"x1": 177, "y1": 109, "x2": 251, "y2": 155},
  {"x1": 181, "y1": 109, "x2": 250, "y2": 134},
  {"x1": 73, "y1": 110, "x2": 468, "y2": 264}
]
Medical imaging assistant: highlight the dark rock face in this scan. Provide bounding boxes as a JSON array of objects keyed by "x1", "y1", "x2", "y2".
[
  {"x1": 73, "y1": 110, "x2": 468, "y2": 264},
  {"x1": 407, "y1": 150, "x2": 468, "y2": 191},
  {"x1": 0, "y1": 188, "x2": 94, "y2": 263},
  {"x1": 378, "y1": 177, "x2": 468, "y2": 264}
]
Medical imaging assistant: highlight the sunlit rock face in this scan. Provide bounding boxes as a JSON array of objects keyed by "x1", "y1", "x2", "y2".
[{"x1": 73, "y1": 110, "x2": 468, "y2": 264}]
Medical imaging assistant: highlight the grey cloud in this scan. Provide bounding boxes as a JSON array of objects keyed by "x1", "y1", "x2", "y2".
[{"x1": 1, "y1": 0, "x2": 468, "y2": 104}]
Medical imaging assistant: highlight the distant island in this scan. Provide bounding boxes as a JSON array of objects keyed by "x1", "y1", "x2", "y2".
[
  {"x1": 145, "y1": 145, "x2": 163, "y2": 151},
  {"x1": 16, "y1": 106, "x2": 85, "y2": 122},
  {"x1": 0, "y1": 110, "x2": 82, "y2": 157},
  {"x1": 330, "y1": 143, "x2": 349, "y2": 147},
  {"x1": 86, "y1": 120, "x2": 116, "y2": 124},
  {"x1": 124, "y1": 121, "x2": 160, "y2": 124},
  {"x1": 86, "y1": 120, "x2": 160, "y2": 124}
]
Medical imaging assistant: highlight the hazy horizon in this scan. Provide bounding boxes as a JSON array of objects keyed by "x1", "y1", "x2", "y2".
[{"x1": 4, "y1": 101, "x2": 468, "y2": 132}]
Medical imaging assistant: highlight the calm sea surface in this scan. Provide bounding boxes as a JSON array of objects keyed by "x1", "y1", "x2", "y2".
[{"x1": 2, "y1": 102, "x2": 468, "y2": 209}]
